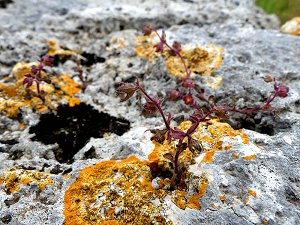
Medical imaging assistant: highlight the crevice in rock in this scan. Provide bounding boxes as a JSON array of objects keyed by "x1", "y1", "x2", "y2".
[
  {"x1": 29, "y1": 103, "x2": 130, "y2": 163},
  {"x1": 80, "y1": 52, "x2": 106, "y2": 66},
  {"x1": 0, "y1": 214, "x2": 12, "y2": 224},
  {"x1": 0, "y1": 0, "x2": 13, "y2": 8},
  {"x1": 224, "y1": 113, "x2": 292, "y2": 136},
  {"x1": 83, "y1": 146, "x2": 97, "y2": 159}
]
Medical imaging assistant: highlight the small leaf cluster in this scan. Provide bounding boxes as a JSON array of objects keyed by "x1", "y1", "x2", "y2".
[{"x1": 23, "y1": 55, "x2": 54, "y2": 105}]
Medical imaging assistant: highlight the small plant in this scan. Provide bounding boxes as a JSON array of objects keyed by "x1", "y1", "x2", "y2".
[
  {"x1": 72, "y1": 60, "x2": 88, "y2": 92},
  {"x1": 116, "y1": 25, "x2": 289, "y2": 189},
  {"x1": 23, "y1": 54, "x2": 54, "y2": 110}
]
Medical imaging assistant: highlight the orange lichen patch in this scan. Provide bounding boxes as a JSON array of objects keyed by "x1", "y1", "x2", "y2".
[
  {"x1": 18, "y1": 123, "x2": 26, "y2": 129},
  {"x1": 219, "y1": 195, "x2": 226, "y2": 201},
  {"x1": 248, "y1": 189, "x2": 257, "y2": 198},
  {"x1": 211, "y1": 141, "x2": 223, "y2": 151},
  {"x1": 47, "y1": 40, "x2": 77, "y2": 57},
  {"x1": 0, "y1": 168, "x2": 54, "y2": 193},
  {"x1": 0, "y1": 62, "x2": 81, "y2": 117},
  {"x1": 186, "y1": 176, "x2": 209, "y2": 209},
  {"x1": 63, "y1": 174, "x2": 71, "y2": 179},
  {"x1": 166, "y1": 45, "x2": 223, "y2": 77},
  {"x1": 99, "y1": 221, "x2": 119, "y2": 225},
  {"x1": 232, "y1": 152, "x2": 239, "y2": 159},
  {"x1": 240, "y1": 133, "x2": 249, "y2": 144},
  {"x1": 64, "y1": 156, "x2": 173, "y2": 225},
  {"x1": 212, "y1": 204, "x2": 217, "y2": 209},
  {"x1": 281, "y1": 17, "x2": 300, "y2": 35},
  {"x1": 64, "y1": 154, "x2": 209, "y2": 224},
  {"x1": 172, "y1": 174, "x2": 208, "y2": 210},
  {"x1": 172, "y1": 190, "x2": 187, "y2": 209},
  {"x1": 243, "y1": 154, "x2": 257, "y2": 161},
  {"x1": 151, "y1": 119, "x2": 248, "y2": 166},
  {"x1": 244, "y1": 189, "x2": 257, "y2": 204},
  {"x1": 148, "y1": 141, "x2": 162, "y2": 162},
  {"x1": 201, "y1": 150, "x2": 215, "y2": 164},
  {"x1": 244, "y1": 197, "x2": 249, "y2": 204},
  {"x1": 224, "y1": 145, "x2": 232, "y2": 150},
  {"x1": 135, "y1": 34, "x2": 223, "y2": 78},
  {"x1": 261, "y1": 219, "x2": 268, "y2": 224},
  {"x1": 175, "y1": 120, "x2": 245, "y2": 165},
  {"x1": 135, "y1": 33, "x2": 160, "y2": 61},
  {"x1": 51, "y1": 74, "x2": 81, "y2": 107}
]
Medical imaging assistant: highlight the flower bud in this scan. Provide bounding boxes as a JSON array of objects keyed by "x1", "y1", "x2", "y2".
[
  {"x1": 40, "y1": 55, "x2": 54, "y2": 67},
  {"x1": 116, "y1": 82, "x2": 137, "y2": 102},
  {"x1": 143, "y1": 25, "x2": 153, "y2": 36},
  {"x1": 154, "y1": 42, "x2": 164, "y2": 53},
  {"x1": 182, "y1": 78, "x2": 194, "y2": 88},
  {"x1": 167, "y1": 89, "x2": 181, "y2": 101},
  {"x1": 169, "y1": 41, "x2": 182, "y2": 56},
  {"x1": 182, "y1": 93, "x2": 194, "y2": 105},
  {"x1": 276, "y1": 84, "x2": 289, "y2": 98}
]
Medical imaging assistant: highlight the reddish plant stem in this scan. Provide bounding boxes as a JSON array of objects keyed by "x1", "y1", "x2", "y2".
[
  {"x1": 187, "y1": 109, "x2": 215, "y2": 135},
  {"x1": 154, "y1": 30, "x2": 191, "y2": 78},
  {"x1": 137, "y1": 84, "x2": 170, "y2": 130}
]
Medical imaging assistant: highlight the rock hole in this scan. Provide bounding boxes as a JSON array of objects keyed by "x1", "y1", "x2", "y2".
[
  {"x1": 80, "y1": 52, "x2": 106, "y2": 66},
  {"x1": 4, "y1": 194, "x2": 20, "y2": 207},
  {"x1": 0, "y1": 214, "x2": 12, "y2": 224},
  {"x1": 29, "y1": 103, "x2": 130, "y2": 163},
  {"x1": 285, "y1": 186, "x2": 300, "y2": 206},
  {"x1": 83, "y1": 146, "x2": 97, "y2": 159},
  {"x1": 0, "y1": 0, "x2": 13, "y2": 8},
  {"x1": 119, "y1": 24, "x2": 125, "y2": 30}
]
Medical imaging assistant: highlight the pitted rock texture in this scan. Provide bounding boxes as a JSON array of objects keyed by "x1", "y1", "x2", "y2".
[{"x1": 0, "y1": 0, "x2": 299, "y2": 225}]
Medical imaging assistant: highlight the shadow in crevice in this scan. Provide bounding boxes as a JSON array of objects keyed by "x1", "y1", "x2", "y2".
[{"x1": 29, "y1": 103, "x2": 130, "y2": 163}]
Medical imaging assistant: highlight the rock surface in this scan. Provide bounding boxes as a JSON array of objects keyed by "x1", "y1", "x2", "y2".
[{"x1": 0, "y1": 0, "x2": 299, "y2": 225}]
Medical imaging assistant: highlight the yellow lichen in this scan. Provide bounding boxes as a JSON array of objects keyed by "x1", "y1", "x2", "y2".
[
  {"x1": 165, "y1": 45, "x2": 223, "y2": 77},
  {"x1": 0, "y1": 62, "x2": 81, "y2": 117},
  {"x1": 201, "y1": 150, "x2": 215, "y2": 164},
  {"x1": 248, "y1": 189, "x2": 257, "y2": 197},
  {"x1": 47, "y1": 40, "x2": 77, "y2": 57},
  {"x1": 135, "y1": 34, "x2": 223, "y2": 80},
  {"x1": 232, "y1": 152, "x2": 239, "y2": 159},
  {"x1": 64, "y1": 154, "x2": 209, "y2": 224},
  {"x1": 176, "y1": 119, "x2": 244, "y2": 165},
  {"x1": 186, "y1": 176, "x2": 209, "y2": 209},
  {"x1": 243, "y1": 154, "x2": 257, "y2": 161},
  {"x1": 219, "y1": 195, "x2": 226, "y2": 201},
  {"x1": 244, "y1": 189, "x2": 257, "y2": 204},
  {"x1": 244, "y1": 197, "x2": 249, "y2": 204},
  {"x1": 240, "y1": 133, "x2": 249, "y2": 144},
  {"x1": 0, "y1": 168, "x2": 54, "y2": 193},
  {"x1": 64, "y1": 156, "x2": 173, "y2": 225}
]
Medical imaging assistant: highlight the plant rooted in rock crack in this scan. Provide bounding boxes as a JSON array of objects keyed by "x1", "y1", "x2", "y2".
[{"x1": 116, "y1": 25, "x2": 289, "y2": 189}]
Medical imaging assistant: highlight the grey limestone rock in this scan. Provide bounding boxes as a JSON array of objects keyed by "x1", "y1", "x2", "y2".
[{"x1": 0, "y1": 0, "x2": 299, "y2": 224}]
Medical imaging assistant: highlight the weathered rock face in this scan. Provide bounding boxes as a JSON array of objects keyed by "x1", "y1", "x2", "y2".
[{"x1": 0, "y1": 0, "x2": 299, "y2": 225}]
